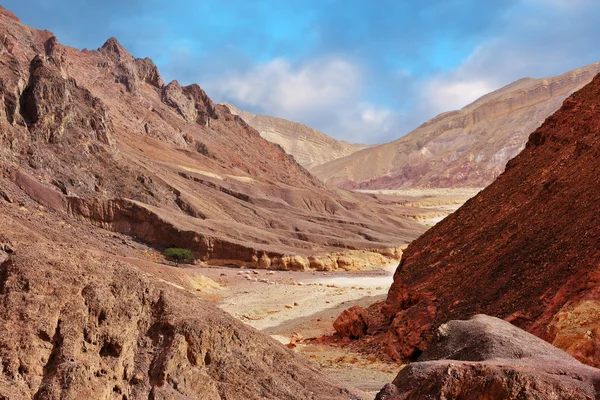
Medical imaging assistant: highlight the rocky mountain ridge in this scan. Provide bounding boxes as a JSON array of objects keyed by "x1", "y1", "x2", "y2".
[
  {"x1": 222, "y1": 102, "x2": 368, "y2": 170},
  {"x1": 314, "y1": 61, "x2": 600, "y2": 189},
  {"x1": 0, "y1": 6, "x2": 428, "y2": 271}
]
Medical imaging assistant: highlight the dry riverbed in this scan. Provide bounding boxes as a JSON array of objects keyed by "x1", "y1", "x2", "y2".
[
  {"x1": 187, "y1": 264, "x2": 403, "y2": 397},
  {"x1": 357, "y1": 188, "x2": 482, "y2": 226}
]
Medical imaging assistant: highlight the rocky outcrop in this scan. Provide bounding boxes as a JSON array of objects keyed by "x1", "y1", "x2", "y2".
[
  {"x1": 222, "y1": 103, "x2": 368, "y2": 170},
  {"x1": 20, "y1": 49, "x2": 114, "y2": 146},
  {"x1": 358, "y1": 72, "x2": 600, "y2": 366},
  {"x1": 163, "y1": 81, "x2": 217, "y2": 126},
  {"x1": 99, "y1": 37, "x2": 164, "y2": 92},
  {"x1": 162, "y1": 81, "x2": 198, "y2": 124},
  {"x1": 314, "y1": 61, "x2": 600, "y2": 189},
  {"x1": 334, "y1": 306, "x2": 370, "y2": 339},
  {"x1": 376, "y1": 315, "x2": 600, "y2": 400}
]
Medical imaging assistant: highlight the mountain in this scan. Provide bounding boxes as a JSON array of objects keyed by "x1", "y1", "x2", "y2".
[
  {"x1": 336, "y1": 71, "x2": 600, "y2": 368},
  {"x1": 313, "y1": 62, "x2": 600, "y2": 189},
  {"x1": 0, "y1": 7, "x2": 427, "y2": 272},
  {"x1": 222, "y1": 103, "x2": 368, "y2": 170}
]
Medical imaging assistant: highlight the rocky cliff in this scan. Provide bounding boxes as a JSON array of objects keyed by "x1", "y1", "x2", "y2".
[
  {"x1": 222, "y1": 103, "x2": 368, "y2": 170},
  {"x1": 313, "y1": 62, "x2": 600, "y2": 189},
  {"x1": 342, "y1": 72, "x2": 600, "y2": 367},
  {"x1": 0, "y1": 7, "x2": 427, "y2": 270}
]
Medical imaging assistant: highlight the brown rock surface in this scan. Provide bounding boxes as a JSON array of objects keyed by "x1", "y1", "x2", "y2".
[
  {"x1": 0, "y1": 200, "x2": 362, "y2": 399},
  {"x1": 0, "y1": 6, "x2": 427, "y2": 270},
  {"x1": 333, "y1": 306, "x2": 370, "y2": 339},
  {"x1": 360, "y1": 72, "x2": 600, "y2": 366},
  {"x1": 222, "y1": 103, "x2": 368, "y2": 170},
  {"x1": 314, "y1": 62, "x2": 600, "y2": 189},
  {"x1": 376, "y1": 315, "x2": 600, "y2": 400}
]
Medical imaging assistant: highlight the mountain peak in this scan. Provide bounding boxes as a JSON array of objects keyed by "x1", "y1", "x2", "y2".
[{"x1": 99, "y1": 37, "x2": 132, "y2": 60}]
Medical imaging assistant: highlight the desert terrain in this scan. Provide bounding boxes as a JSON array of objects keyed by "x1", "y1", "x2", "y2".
[{"x1": 4, "y1": 2, "x2": 600, "y2": 399}]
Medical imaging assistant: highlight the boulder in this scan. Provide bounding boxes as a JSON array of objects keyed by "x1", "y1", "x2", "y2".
[
  {"x1": 376, "y1": 315, "x2": 600, "y2": 400},
  {"x1": 334, "y1": 306, "x2": 370, "y2": 339}
]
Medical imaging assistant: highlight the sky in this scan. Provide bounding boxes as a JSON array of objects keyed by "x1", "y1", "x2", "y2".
[{"x1": 5, "y1": 0, "x2": 600, "y2": 144}]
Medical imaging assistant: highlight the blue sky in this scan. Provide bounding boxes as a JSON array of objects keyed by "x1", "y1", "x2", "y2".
[{"x1": 5, "y1": 0, "x2": 600, "y2": 144}]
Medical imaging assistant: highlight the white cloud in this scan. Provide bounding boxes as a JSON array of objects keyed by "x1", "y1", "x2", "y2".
[
  {"x1": 206, "y1": 57, "x2": 361, "y2": 118},
  {"x1": 205, "y1": 57, "x2": 401, "y2": 144},
  {"x1": 422, "y1": 78, "x2": 495, "y2": 114},
  {"x1": 360, "y1": 103, "x2": 392, "y2": 125}
]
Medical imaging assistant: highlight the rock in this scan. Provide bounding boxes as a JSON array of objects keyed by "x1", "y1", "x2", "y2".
[
  {"x1": 258, "y1": 253, "x2": 272, "y2": 269},
  {"x1": 287, "y1": 333, "x2": 304, "y2": 349},
  {"x1": 99, "y1": 38, "x2": 164, "y2": 92},
  {"x1": 162, "y1": 80, "x2": 198, "y2": 123},
  {"x1": 134, "y1": 57, "x2": 164, "y2": 88},
  {"x1": 376, "y1": 315, "x2": 600, "y2": 400},
  {"x1": 0, "y1": 186, "x2": 12, "y2": 203},
  {"x1": 334, "y1": 306, "x2": 370, "y2": 339},
  {"x1": 20, "y1": 54, "x2": 114, "y2": 146},
  {"x1": 309, "y1": 255, "x2": 337, "y2": 271}
]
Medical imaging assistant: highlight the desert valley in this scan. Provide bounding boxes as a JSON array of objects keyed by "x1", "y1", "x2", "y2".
[{"x1": 1, "y1": 3, "x2": 600, "y2": 399}]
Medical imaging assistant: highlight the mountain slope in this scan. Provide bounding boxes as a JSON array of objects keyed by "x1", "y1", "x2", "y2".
[
  {"x1": 0, "y1": 7, "x2": 426, "y2": 270},
  {"x1": 351, "y1": 71, "x2": 600, "y2": 367},
  {"x1": 0, "y1": 170, "x2": 361, "y2": 400},
  {"x1": 313, "y1": 62, "x2": 600, "y2": 189},
  {"x1": 222, "y1": 103, "x2": 368, "y2": 170}
]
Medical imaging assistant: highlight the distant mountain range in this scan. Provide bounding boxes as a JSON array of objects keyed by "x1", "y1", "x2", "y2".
[
  {"x1": 312, "y1": 62, "x2": 600, "y2": 189},
  {"x1": 221, "y1": 103, "x2": 369, "y2": 170}
]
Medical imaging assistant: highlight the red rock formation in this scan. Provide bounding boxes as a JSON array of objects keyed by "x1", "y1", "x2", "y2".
[
  {"x1": 364, "y1": 72, "x2": 600, "y2": 366},
  {"x1": 376, "y1": 315, "x2": 600, "y2": 400}
]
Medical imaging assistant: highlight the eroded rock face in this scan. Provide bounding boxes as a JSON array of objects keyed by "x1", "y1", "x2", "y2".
[
  {"x1": 314, "y1": 62, "x2": 600, "y2": 189},
  {"x1": 162, "y1": 81, "x2": 217, "y2": 126},
  {"x1": 376, "y1": 315, "x2": 600, "y2": 400},
  {"x1": 363, "y1": 72, "x2": 600, "y2": 365},
  {"x1": 99, "y1": 37, "x2": 164, "y2": 92},
  {"x1": 20, "y1": 51, "x2": 114, "y2": 145}
]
